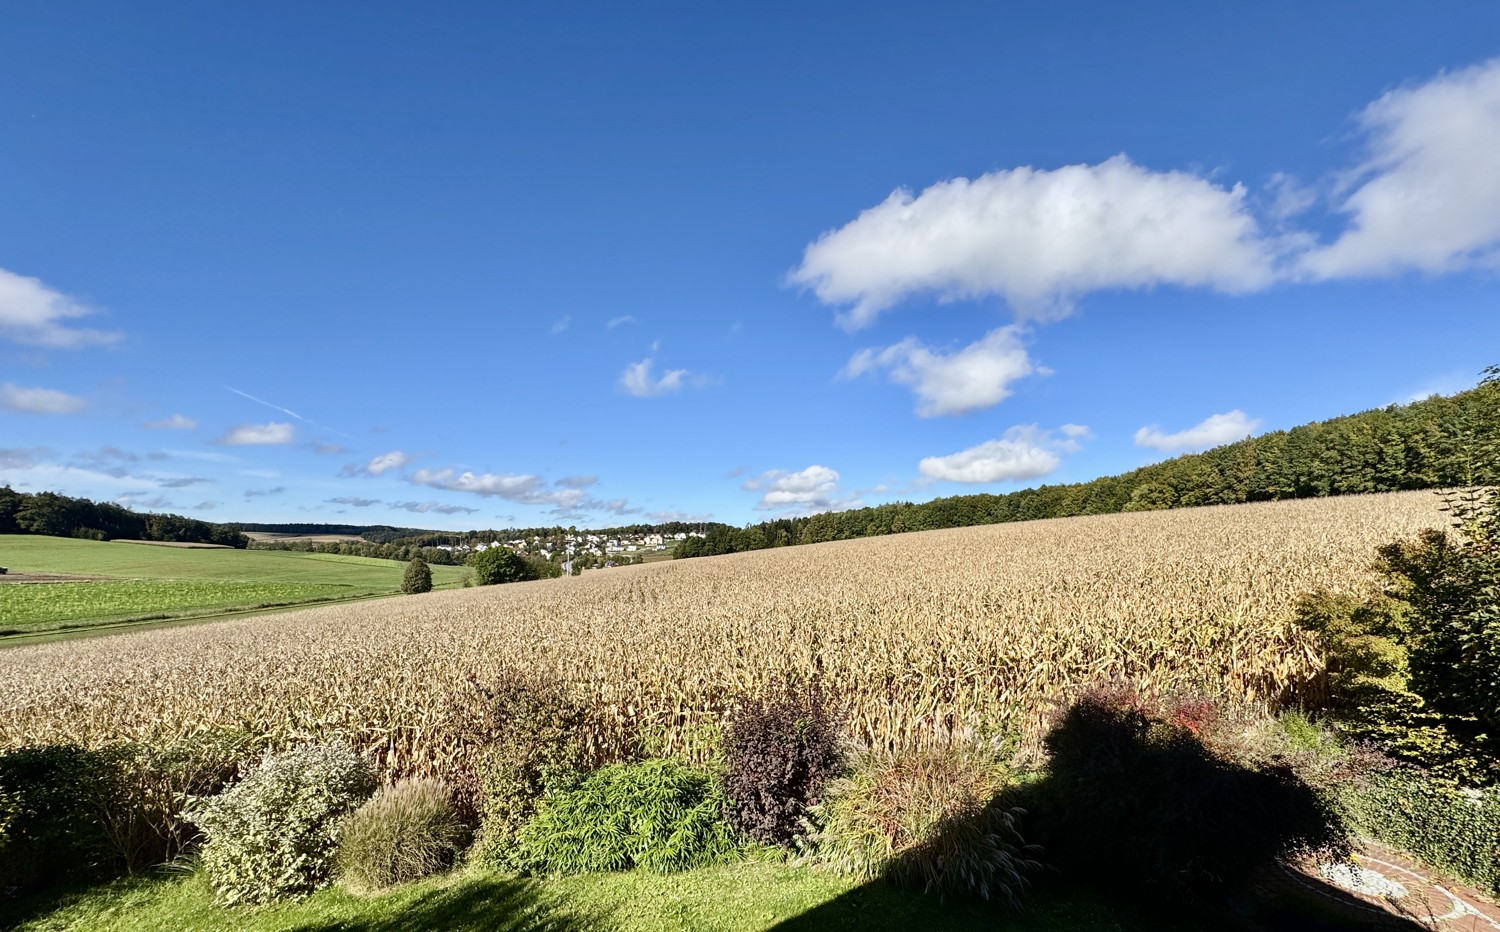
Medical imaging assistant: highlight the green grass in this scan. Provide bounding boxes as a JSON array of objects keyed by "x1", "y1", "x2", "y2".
[
  {"x1": 0, "y1": 536, "x2": 467, "y2": 635},
  {"x1": 0, "y1": 864, "x2": 1161, "y2": 932}
]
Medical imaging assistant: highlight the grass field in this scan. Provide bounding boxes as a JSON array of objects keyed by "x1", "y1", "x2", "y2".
[
  {"x1": 0, "y1": 863, "x2": 1163, "y2": 932},
  {"x1": 0, "y1": 536, "x2": 467, "y2": 634},
  {"x1": 0, "y1": 491, "x2": 1447, "y2": 775}
]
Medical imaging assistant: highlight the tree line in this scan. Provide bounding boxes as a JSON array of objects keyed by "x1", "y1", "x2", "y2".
[
  {"x1": 677, "y1": 375, "x2": 1500, "y2": 560},
  {"x1": 0, "y1": 488, "x2": 249, "y2": 548}
]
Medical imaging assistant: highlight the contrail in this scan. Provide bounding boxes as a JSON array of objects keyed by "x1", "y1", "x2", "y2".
[{"x1": 227, "y1": 387, "x2": 358, "y2": 441}]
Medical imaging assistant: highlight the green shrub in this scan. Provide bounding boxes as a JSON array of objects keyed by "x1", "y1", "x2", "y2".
[
  {"x1": 1030, "y1": 684, "x2": 1348, "y2": 901},
  {"x1": 401, "y1": 556, "x2": 433, "y2": 595},
  {"x1": 463, "y1": 677, "x2": 592, "y2": 867},
  {"x1": 185, "y1": 740, "x2": 377, "y2": 905},
  {"x1": 1341, "y1": 768, "x2": 1500, "y2": 896},
  {"x1": 807, "y1": 745, "x2": 1037, "y2": 906},
  {"x1": 0, "y1": 733, "x2": 253, "y2": 892},
  {"x1": 512, "y1": 759, "x2": 737, "y2": 874},
  {"x1": 468, "y1": 547, "x2": 536, "y2": 586},
  {"x1": 0, "y1": 744, "x2": 117, "y2": 890},
  {"x1": 337, "y1": 778, "x2": 465, "y2": 891},
  {"x1": 721, "y1": 683, "x2": 843, "y2": 848}
]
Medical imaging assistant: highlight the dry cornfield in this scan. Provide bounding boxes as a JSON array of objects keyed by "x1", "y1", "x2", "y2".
[{"x1": 0, "y1": 492, "x2": 1449, "y2": 780}]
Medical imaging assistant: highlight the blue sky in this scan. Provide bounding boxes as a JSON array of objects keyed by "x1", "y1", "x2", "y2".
[{"x1": 2, "y1": 2, "x2": 1498, "y2": 529}]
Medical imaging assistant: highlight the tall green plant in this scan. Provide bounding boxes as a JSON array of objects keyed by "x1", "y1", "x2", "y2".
[{"x1": 512, "y1": 759, "x2": 737, "y2": 874}]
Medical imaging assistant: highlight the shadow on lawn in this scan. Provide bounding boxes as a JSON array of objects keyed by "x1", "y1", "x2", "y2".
[{"x1": 285, "y1": 875, "x2": 602, "y2": 932}]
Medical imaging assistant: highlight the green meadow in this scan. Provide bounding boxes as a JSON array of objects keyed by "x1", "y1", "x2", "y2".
[{"x1": 0, "y1": 536, "x2": 466, "y2": 635}]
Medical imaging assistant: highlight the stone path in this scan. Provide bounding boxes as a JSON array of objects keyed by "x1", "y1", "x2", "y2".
[{"x1": 1285, "y1": 841, "x2": 1500, "y2": 930}]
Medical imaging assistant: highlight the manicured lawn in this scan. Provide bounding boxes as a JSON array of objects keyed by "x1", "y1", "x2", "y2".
[
  {"x1": 0, "y1": 864, "x2": 1163, "y2": 932},
  {"x1": 0, "y1": 535, "x2": 467, "y2": 634}
]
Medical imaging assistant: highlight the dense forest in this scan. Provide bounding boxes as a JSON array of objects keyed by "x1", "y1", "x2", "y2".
[
  {"x1": 676, "y1": 373, "x2": 1500, "y2": 560},
  {"x1": 0, "y1": 488, "x2": 248, "y2": 548}
]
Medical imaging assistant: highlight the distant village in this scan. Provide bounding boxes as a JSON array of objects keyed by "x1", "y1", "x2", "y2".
[{"x1": 433, "y1": 529, "x2": 705, "y2": 572}]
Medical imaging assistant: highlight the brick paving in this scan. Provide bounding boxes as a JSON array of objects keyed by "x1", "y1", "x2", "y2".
[{"x1": 1283, "y1": 841, "x2": 1500, "y2": 930}]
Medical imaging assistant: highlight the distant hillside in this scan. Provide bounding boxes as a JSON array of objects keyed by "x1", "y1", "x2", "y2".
[
  {"x1": 677, "y1": 371, "x2": 1500, "y2": 559},
  {"x1": 0, "y1": 488, "x2": 247, "y2": 548}
]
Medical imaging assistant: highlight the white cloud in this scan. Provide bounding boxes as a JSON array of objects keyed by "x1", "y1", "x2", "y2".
[
  {"x1": 619, "y1": 358, "x2": 690, "y2": 397},
  {"x1": 791, "y1": 155, "x2": 1274, "y2": 329},
  {"x1": 1302, "y1": 57, "x2": 1500, "y2": 278},
  {"x1": 365, "y1": 451, "x2": 409, "y2": 476},
  {"x1": 216, "y1": 422, "x2": 296, "y2": 445},
  {"x1": 1134, "y1": 410, "x2": 1260, "y2": 452},
  {"x1": 555, "y1": 475, "x2": 598, "y2": 489},
  {"x1": 144, "y1": 414, "x2": 196, "y2": 430},
  {"x1": 409, "y1": 467, "x2": 548, "y2": 500},
  {"x1": 550, "y1": 315, "x2": 572, "y2": 335},
  {"x1": 919, "y1": 424, "x2": 1085, "y2": 484},
  {"x1": 744, "y1": 465, "x2": 861, "y2": 514},
  {"x1": 843, "y1": 325, "x2": 1040, "y2": 417},
  {"x1": 606, "y1": 315, "x2": 637, "y2": 329},
  {"x1": 0, "y1": 383, "x2": 86, "y2": 415},
  {"x1": 0, "y1": 268, "x2": 122, "y2": 348}
]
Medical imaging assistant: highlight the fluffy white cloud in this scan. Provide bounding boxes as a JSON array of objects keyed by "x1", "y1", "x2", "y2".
[
  {"x1": 843, "y1": 325, "x2": 1040, "y2": 417},
  {"x1": 743, "y1": 465, "x2": 860, "y2": 514},
  {"x1": 1134, "y1": 410, "x2": 1260, "y2": 452},
  {"x1": 216, "y1": 422, "x2": 296, "y2": 445},
  {"x1": 919, "y1": 424, "x2": 1086, "y2": 484},
  {"x1": 365, "y1": 451, "x2": 409, "y2": 476},
  {"x1": 410, "y1": 468, "x2": 547, "y2": 500},
  {"x1": 791, "y1": 155, "x2": 1274, "y2": 329},
  {"x1": 1302, "y1": 57, "x2": 1500, "y2": 278},
  {"x1": 0, "y1": 268, "x2": 122, "y2": 348},
  {"x1": 0, "y1": 383, "x2": 86, "y2": 415},
  {"x1": 619, "y1": 358, "x2": 689, "y2": 397},
  {"x1": 144, "y1": 414, "x2": 196, "y2": 430}
]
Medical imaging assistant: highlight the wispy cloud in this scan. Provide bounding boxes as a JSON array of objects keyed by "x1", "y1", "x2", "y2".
[
  {"x1": 0, "y1": 267, "x2": 122, "y2": 348},
  {"x1": 550, "y1": 315, "x2": 572, "y2": 335},
  {"x1": 144, "y1": 414, "x2": 196, "y2": 430},
  {"x1": 606, "y1": 315, "x2": 637, "y2": 329},
  {"x1": 390, "y1": 500, "x2": 480, "y2": 515},
  {"x1": 243, "y1": 486, "x2": 286, "y2": 498},
  {"x1": 216, "y1": 422, "x2": 296, "y2": 446},
  {"x1": 1, "y1": 383, "x2": 87, "y2": 415},
  {"x1": 328, "y1": 496, "x2": 381, "y2": 507}
]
